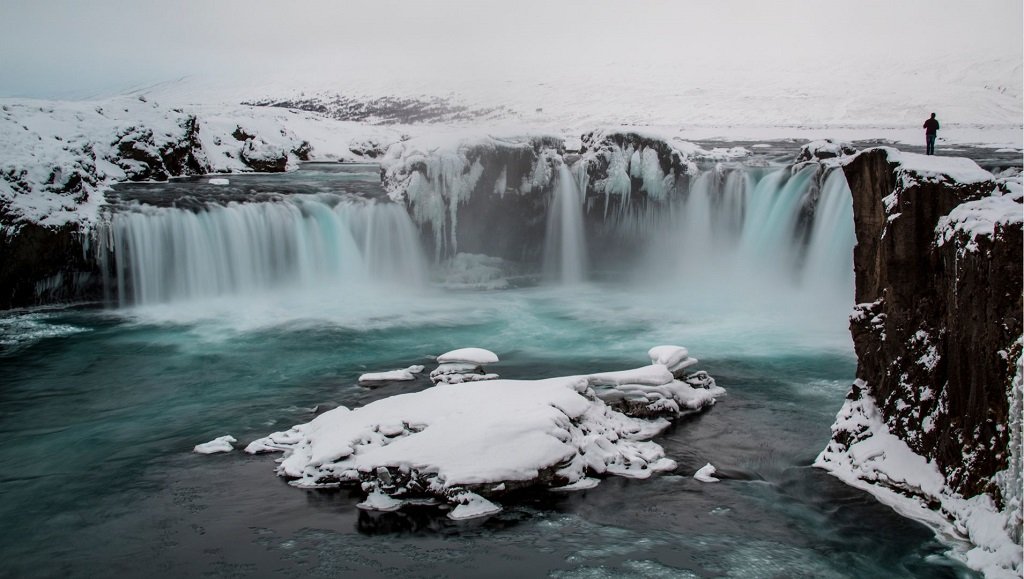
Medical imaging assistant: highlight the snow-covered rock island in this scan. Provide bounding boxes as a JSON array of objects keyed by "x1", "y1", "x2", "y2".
[{"x1": 246, "y1": 347, "x2": 723, "y2": 519}]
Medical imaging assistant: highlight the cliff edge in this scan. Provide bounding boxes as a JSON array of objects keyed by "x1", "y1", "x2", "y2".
[{"x1": 817, "y1": 148, "x2": 1022, "y2": 577}]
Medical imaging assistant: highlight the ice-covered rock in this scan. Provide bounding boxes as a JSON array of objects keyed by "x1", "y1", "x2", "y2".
[
  {"x1": 437, "y1": 347, "x2": 499, "y2": 365},
  {"x1": 647, "y1": 345, "x2": 689, "y2": 367},
  {"x1": 429, "y1": 348, "x2": 499, "y2": 384},
  {"x1": 587, "y1": 364, "x2": 673, "y2": 387},
  {"x1": 247, "y1": 350, "x2": 724, "y2": 519},
  {"x1": 585, "y1": 356, "x2": 721, "y2": 419},
  {"x1": 589, "y1": 373, "x2": 723, "y2": 419},
  {"x1": 795, "y1": 139, "x2": 856, "y2": 163},
  {"x1": 358, "y1": 365, "x2": 425, "y2": 384},
  {"x1": 447, "y1": 491, "x2": 502, "y2": 520},
  {"x1": 193, "y1": 435, "x2": 237, "y2": 454},
  {"x1": 693, "y1": 463, "x2": 719, "y2": 483}
]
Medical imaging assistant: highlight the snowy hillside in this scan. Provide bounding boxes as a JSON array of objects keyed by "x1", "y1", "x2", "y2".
[{"x1": 138, "y1": 53, "x2": 1023, "y2": 139}]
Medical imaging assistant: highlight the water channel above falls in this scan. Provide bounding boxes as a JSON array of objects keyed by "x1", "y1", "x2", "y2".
[{"x1": 0, "y1": 157, "x2": 981, "y2": 577}]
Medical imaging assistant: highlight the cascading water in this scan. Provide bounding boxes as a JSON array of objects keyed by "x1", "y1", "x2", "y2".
[
  {"x1": 630, "y1": 163, "x2": 855, "y2": 344},
  {"x1": 542, "y1": 163, "x2": 588, "y2": 284},
  {"x1": 97, "y1": 194, "x2": 428, "y2": 306},
  {"x1": 801, "y1": 168, "x2": 856, "y2": 292}
]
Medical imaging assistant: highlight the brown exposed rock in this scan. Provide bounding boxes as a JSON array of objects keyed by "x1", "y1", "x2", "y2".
[{"x1": 842, "y1": 148, "x2": 1022, "y2": 498}]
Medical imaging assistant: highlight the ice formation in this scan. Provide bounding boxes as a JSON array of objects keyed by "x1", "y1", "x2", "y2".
[
  {"x1": 358, "y1": 365, "x2": 425, "y2": 384},
  {"x1": 193, "y1": 435, "x2": 237, "y2": 454},
  {"x1": 693, "y1": 463, "x2": 719, "y2": 483},
  {"x1": 436, "y1": 348, "x2": 499, "y2": 365},
  {"x1": 429, "y1": 348, "x2": 500, "y2": 384},
  {"x1": 247, "y1": 347, "x2": 723, "y2": 519}
]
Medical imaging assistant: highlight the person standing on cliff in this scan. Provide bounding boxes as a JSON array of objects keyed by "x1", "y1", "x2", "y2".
[{"x1": 923, "y1": 113, "x2": 940, "y2": 155}]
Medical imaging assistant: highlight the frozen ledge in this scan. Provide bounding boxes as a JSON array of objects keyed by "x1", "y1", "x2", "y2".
[{"x1": 246, "y1": 346, "x2": 722, "y2": 520}]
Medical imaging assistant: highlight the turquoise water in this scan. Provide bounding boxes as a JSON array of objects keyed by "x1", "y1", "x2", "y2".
[{"x1": 0, "y1": 283, "x2": 976, "y2": 578}]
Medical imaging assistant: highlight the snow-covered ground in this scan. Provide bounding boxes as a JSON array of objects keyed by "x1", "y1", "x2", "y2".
[{"x1": 135, "y1": 52, "x2": 1022, "y2": 147}]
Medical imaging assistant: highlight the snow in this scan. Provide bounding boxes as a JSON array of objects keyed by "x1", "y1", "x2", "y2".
[
  {"x1": 886, "y1": 150, "x2": 994, "y2": 185},
  {"x1": 0, "y1": 95, "x2": 403, "y2": 229},
  {"x1": 693, "y1": 463, "x2": 719, "y2": 483},
  {"x1": 247, "y1": 348, "x2": 724, "y2": 518},
  {"x1": 647, "y1": 345, "x2": 689, "y2": 368},
  {"x1": 356, "y1": 489, "x2": 404, "y2": 512},
  {"x1": 436, "y1": 347, "x2": 499, "y2": 365},
  {"x1": 358, "y1": 365, "x2": 424, "y2": 384},
  {"x1": 935, "y1": 175, "x2": 1023, "y2": 252},
  {"x1": 587, "y1": 365, "x2": 674, "y2": 387},
  {"x1": 448, "y1": 492, "x2": 503, "y2": 521},
  {"x1": 193, "y1": 435, "x2": 236, "y2": 454},
  {"x1": 130, "y1": 47, "x2": 1021, "y2": 145},
  {"x1": 795, "y1": 139, "x2": 857, "y2": 164},
  {"x1": 816, "y1": 381, "x2": 1023, "y2": 579},
  {"x1": 208, "y1": 178, "x2": 229, "y2": 185}
]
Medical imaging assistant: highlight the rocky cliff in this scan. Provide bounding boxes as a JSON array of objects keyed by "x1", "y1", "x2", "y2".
[
  {"x1": 818, "y1": 147, "x2": 1022, "y2": 576},
  {"x1": 0, "y1": 97, "x2": 344, "y2": 309}
]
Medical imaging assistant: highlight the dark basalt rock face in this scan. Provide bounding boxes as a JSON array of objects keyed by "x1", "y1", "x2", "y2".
[
  {"x1": 0, "y1": 220, "x2": 101, "y2": 309},
  {"x1": 842, "y1": 148, "x2": 1022, "y2": 499}
]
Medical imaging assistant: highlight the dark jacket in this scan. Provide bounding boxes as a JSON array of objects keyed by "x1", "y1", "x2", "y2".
[{"x1": 924, "y1": 118, "x2": 940, "y2": 134}]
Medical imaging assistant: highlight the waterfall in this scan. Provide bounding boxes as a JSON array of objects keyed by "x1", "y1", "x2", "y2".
[
  {"x1": 801, "y1": 168, "x2": 856, "y2": 293},
  {"x1": 736, "y1": 165, "x2": 816, "y2": 271},
  {"x1": 631, "y1": 164, "x2": 855, "y2": 319},
  {"x1": 93, "y1": 162, "x2": 854, "y2": 310},
  {"x1": 97, "y1": 194, "x2": 428, "y2": 306},
  {"x1": 542, "y1": 163, "x2": 588, "y2": 284}
]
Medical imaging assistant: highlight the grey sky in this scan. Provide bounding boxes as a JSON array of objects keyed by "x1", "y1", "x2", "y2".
[{"x1": 1, "y1": 0, "x2": 1020, "y2": 99}]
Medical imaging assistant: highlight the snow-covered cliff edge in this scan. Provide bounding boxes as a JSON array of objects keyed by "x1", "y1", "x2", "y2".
[{"x1": 817, "y1": 148, "x2": 1023, "y2": 578}]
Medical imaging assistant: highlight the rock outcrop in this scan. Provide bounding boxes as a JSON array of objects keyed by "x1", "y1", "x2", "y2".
[
  {"x1": 819, "y1": 147, "x2": 1022, "y2": 574},
  {"x1": 841, "y1": 148, "x2": 1021, "y2": 496}
]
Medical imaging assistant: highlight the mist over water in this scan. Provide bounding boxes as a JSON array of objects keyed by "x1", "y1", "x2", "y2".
[{"x1": 94, "y1": 162, "x2": 856, "y2": 354}]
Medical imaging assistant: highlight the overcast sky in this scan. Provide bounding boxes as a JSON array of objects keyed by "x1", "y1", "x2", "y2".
[{"x1": 0, "y1": 0, "x2": 1020, "y2": 99}]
